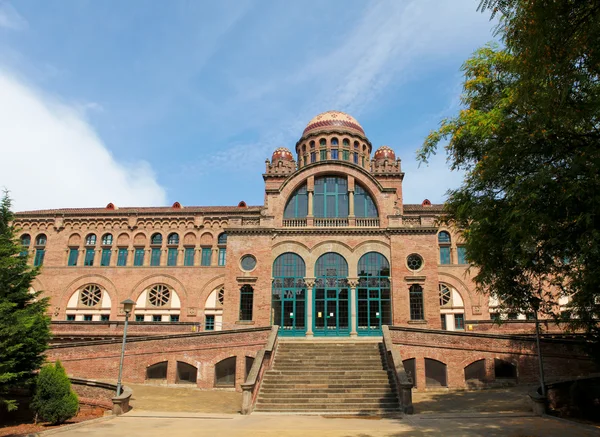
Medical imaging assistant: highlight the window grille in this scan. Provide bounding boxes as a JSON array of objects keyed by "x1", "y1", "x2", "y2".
[
  {"x1": 148, "y1": 284, "x2": 170, "y2": 307},
  {"x1": 80, "y1": 285, "x2": 102, "y2": 307}
]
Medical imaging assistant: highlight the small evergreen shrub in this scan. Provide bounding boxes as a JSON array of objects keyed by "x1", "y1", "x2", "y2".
[{"x1": 31, "y1": 361, "x2": 78, "y2": 424}]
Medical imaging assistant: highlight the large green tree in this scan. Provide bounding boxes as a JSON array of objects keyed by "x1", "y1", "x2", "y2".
[
  {"x1": 0, "y1": 192, "x2": 51, "y2": 411},
  {"x1": 419, "y1": 0, "x2": 600, "y2": 352}
]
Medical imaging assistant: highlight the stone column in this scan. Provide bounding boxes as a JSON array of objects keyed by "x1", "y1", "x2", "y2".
[
  {"x1": 305, "y1": 278, "x2": 315, "y2": 337},
  {"x1": 348, "y1": 278, "x2": 359, "y2": 337}
]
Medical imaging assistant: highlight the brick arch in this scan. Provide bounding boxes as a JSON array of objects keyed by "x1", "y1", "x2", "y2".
[
  {"x1": 353, "y1": 240, "x2": 391, "y2": 264},
  {"x1": 67, "y1": 233, "x2": 82, "y2": 246},
  {"x1": 438, "y1": 272, "x2": 477, "y2": 311},
  {"x1": 307, "y1": 241, "x2": 353, "y2": 278},
  {"x1": 31, "y1": 277, "x2": 46, "y2": 293},
  {"x1": 271, "y1": 241, "x2": 310, "y2": 263},
  {"x1": 59, "y1": 274, "x2": 119, "y2": 319},
  {"x1": 198, "y1": 274, "x2": 226, "y2": 310},
  {"x1": 200, "y1": 232, "x2": 214, "y2": 246},
  {"x1": 130, "y1": 274, "x2": 189, "y2": 308}
]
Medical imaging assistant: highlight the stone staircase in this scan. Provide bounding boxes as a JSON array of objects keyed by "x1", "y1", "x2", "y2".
[{"x1": 254, "y1": 341, "x2": 400, "y2": 415}]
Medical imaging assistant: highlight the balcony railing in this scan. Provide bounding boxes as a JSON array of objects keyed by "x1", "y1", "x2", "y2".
[
  {"x1": 314, "y1": 218, "x2": 349, "y2": 227},
  {"x1": 355, "y1": 218, "x2": 379, "y2": 227},
  {"x1": 282, "y1": 217, "x2": 380, "y2": 228},
  {"x1": 282, "y1": 218, "x2": 307, "y2": 228}
]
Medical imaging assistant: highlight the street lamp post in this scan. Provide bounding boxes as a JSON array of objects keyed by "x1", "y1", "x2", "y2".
[{"x1": 116, "y1": 298, "x2": 135, "y2": 396}]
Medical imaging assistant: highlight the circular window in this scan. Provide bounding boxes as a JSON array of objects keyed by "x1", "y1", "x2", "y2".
[
  {"x1": 407, "y1": 254, "x2": 423, "y2": 271},
  {"x1": 240, "y1": 255, "x2": 257, "y2": 271},
  {"x1": 80, "y1": 284, "x2": 102, "y2": 307},
  {"x1": 439, "y1": 284, "x2": 451, "y2": 306},
  {"x1": 149, "y1": 284, "x2": 170, "y2": 307}
]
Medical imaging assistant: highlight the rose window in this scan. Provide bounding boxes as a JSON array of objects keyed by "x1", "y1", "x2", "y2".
[
  {"x1": 149, "y1": 285, "x2": 170, "y2": 307},
  {"x1": 80, "y1": 284, "x2": 102, "y2": 307},
  {"x1": 439, "y1": 284, "x2": 451, "y2": 306},
  {"x1": 407, "y1": 254, "x2": 423, "y2": 271}
]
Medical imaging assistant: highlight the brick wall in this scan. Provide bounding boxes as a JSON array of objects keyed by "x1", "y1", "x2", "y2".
[
  {"x1": 390, "y1": 326, "x2": 597, "y2": 390},
  {"x1": 47, "y1": 327, "x2": 271, "y2": 391}
]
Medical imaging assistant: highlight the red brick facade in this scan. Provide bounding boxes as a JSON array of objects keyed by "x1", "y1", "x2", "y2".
[{"x1": 15, "y1": 110, "x2": 587, "y2": 390}]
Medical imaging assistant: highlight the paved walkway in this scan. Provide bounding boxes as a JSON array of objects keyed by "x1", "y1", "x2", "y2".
[{"x1": 48, "y1": 411, "x2": 600, "y2": 437}]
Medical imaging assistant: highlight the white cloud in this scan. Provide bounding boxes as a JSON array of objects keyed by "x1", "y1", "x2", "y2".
[
  {"x1": 0, "y1": 71, "x2": 167, "y2": 211},
  {"x1": 0, "y1": 2, "x2": 27, "y2": 30},
  {"x1": 401, "y1": 148, "x2": 464, "y2": 204}
]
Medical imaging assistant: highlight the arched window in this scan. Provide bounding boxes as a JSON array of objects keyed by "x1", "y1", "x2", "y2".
[
  {"x1": 272, "y1": 253, "x2": 306, "y2": 334},
  {"x1": 35, "y1": 234, "x2": 47, "y2": 246},
  {"x1": 146, "y1": 362, "x2": 168, "y2": 380},
  {"x1": 101, "y1": 233, "x2": 113, "y2": 245},
  {"x1": 357, "y1": 252, "x2": 392, "y2": 332},
  {"x1": 239, "y1": 285, "x2": 253, "y2": 321},
  {"x1": 354, "y1": 185, "x2": 378, "y2": 218},
  {"x1": 66, "y1": 284, "x2": 111, "y2": 321},
  {"x1": 319, "y1": 138, "x2": 326, "y2": 147},
  {"x1": 218, "y1": 232, "x2": 227, "y2": 245},
  {"x1": 343, "y1": 138, "x2": 350, "y2": 147},
  {"x1": 20, "y1": 234, "x2": 30, "y2": 258},
  {"x1": 315, "y1": 252, "x2": 348, "y2": 278},
  {"x1": 176, "y1": 361, "x2": 197, "y2": 383},
  {"x1": 34, "y1": 234, "x2": 46, "y2": 266},
  {"x1": 438, "y1": 231, "x2": 451, "y2": 264},
  {"x1": 167, "y1": 233, "x2": 179, "y2": 245},
  {"x1": 425, "y1": 358, "x2": 447, "y2": 387},
  {"x1": 21, "y1": 234, "x2": 31, "y2": 246},
  {"x1": 465, "y1": 359, "x2": 486, "y2": 384},
  {"x1": 309, "y1": 140, "x2": 315, "y2": 149},
  {"x1": 150, "y1": 233, "x2": 162, "y2": 245},
  {"x1": 215, "y1": 357, "x2": 236, "y2": 387},
  {"x1": 284, "y1": 184, "x2": 308, "y2": 218},
  {"x1": 409, "y1": 284, "x2": 424, "y2": 320},
  {"x1": 438, "y1": 231, "x2": 451, "y2": 243},
  {"x1": 494, "y1": 359, "x2": 517, "y2": 379},
  {"x1": 314, "y1": 176, "x2": 348, "y2": 218},
  {"x1": 331, "y1": 138, "x2": 339, "y2": 146},
  {"x1": 85, "y1": 234, "x2": 97, "y2": 246}
]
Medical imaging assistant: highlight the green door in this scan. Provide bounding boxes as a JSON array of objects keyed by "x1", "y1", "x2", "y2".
[
  {"x1": 272, "y1": 253, "x2": 307, "y2": 337},
  {"x1": 314, "y1": 288, "x2": 349, "y2": 336},
  {"x1": 356, "y1": 252, "x2": 392, "y2": 336},
  {"x1": 313, "y1": 252, "x2": 350, "y2": 337}
]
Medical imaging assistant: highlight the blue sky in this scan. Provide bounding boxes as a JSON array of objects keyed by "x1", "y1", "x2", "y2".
[{"x1": 0, "y1": 0, "x2": 497, "y2": 211}]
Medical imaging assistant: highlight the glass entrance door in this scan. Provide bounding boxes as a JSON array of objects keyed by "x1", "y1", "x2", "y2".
[
  {"x1": 314, "y1": 288, "x2": 349, "y2": 336},
  {"x1": 273, "y1": 287, "x2": 306, "y2": 337},
  {"x1": 356, "y1": 252, "x2": 392, "y2": 336},
  {"x1": 272, "y1": 253, "x2": 307, "y2": 337}
]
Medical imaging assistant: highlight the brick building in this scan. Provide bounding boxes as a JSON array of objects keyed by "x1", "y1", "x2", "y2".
[{"x1": 15, "y1": 111, "x2": 589, "y2": 394}]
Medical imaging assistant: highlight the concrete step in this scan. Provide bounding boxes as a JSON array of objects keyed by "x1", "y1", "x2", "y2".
[
  {"x1": 259, "y1": 392, "x2": 397, "y2": 400},
  {"x1": 255, "y1": 402, "x2": 399, "y2": 411},
  {"x1": 261, "y1": 384, "x2": 395, "y2": 390},
  {"x1": 259, "y1": 388, "x2": 397, "y2": 394},
  {"x1": 257, "y1": 397, "x2": 398, "y2": 405}
]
